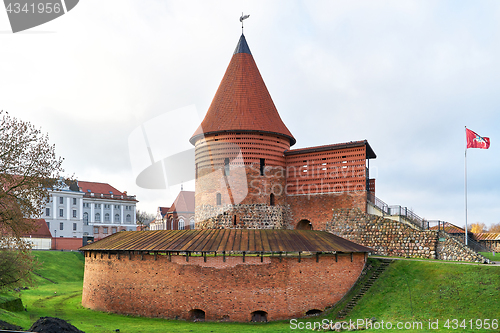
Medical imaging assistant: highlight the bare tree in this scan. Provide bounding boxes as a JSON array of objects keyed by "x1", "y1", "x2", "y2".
[
  {"x1": 489, "y1": 223, "x2": 500, "y2": 233},
  {"x1": 136, "y1": 210, "x2": 155, "y2": 230},
  {"x1": 0, "y1": 111, "x2": 64, "y2": 290}
]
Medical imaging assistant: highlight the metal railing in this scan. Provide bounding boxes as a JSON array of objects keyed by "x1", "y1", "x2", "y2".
[
  {"x1": 424, "y1": 221, "x2": 490, "y2": 252},
  {"x1": 367, "y1": 192, "x2": 389, "y2": 215},
  {"x1": 367, "y1": 193, "x2": 426, "y2": 230}
]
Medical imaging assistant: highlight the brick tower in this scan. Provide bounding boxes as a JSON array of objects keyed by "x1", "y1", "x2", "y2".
[{"x1": 190, "y1": 34, "x2": 295, "y2": 229}]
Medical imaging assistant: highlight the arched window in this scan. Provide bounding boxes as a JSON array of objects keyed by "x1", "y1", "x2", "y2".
[
  {"x1": 126, "y1": 214, "x2": 131, "y2": 223},
  {"x1": 114, "y1": 214, "x2": 120, "y2": 223},
  {"x1": 83, "y1": 212, "x2": 88, "y2": 224},
  {"x1": 95, "y1": 213, "x2": 101, "y2": 222},
  {"x1": 306, "y1": 309, "x2": 323, "y2": 316},
  {"x1": 179, "y1": 219, "x2": 185, "y2": 230},
  {"x1": 270, "y1": 193, "x2": 275, "y2": 206},
  {"x1": 190, "y1": 218, "x2": 195, "y2": 230},
  {"x1": 251, "y1": 311, "x2": 268, "y2": 322},
  {"x1": 216, "y1": 193, "x2": 222, "y2": 206},
  {"x1": 296, "y1": 219, "x2": 312, "y2": 230},
  {"x1": 104, "y1": 213, "x2": 110, "y2": 222},
  {"x1": 188, "y1": 309, "x2": 205, "y2": 321}
]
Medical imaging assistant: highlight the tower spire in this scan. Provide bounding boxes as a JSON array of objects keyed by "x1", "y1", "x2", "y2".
[{"x1": 240, "y1": 13, "x2": 250, "y2": 34}]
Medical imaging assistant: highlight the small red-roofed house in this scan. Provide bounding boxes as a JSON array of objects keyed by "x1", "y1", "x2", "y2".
[
  {"x1": 149, "y1": 191, "x2": 195, "y2": 230},
  {"x1": 21, "y1": 219, "x2": 52, "y2": 250}
]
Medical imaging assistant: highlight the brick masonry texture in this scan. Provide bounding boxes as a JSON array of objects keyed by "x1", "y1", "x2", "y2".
[
  {"x1": 327, "y1": 208, "x2": 487, "y2": 263},
  {"x1": 81, "y1": 251, "x2": 366, "y2": 321}
]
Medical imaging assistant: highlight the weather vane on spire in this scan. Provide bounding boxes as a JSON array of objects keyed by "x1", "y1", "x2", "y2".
[{"x1": 240, "y1": 12, "x2": 250, "y2": 34}]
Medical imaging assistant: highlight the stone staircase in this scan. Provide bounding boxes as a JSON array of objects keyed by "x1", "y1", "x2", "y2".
[{"x1": 337, "y1": 259, "x2": 392, "y2": 319}]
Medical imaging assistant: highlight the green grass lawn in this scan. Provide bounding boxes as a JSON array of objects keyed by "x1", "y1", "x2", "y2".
[
  {"x1": 479, "y1": 251, "x2": 499, "y2": 262},
  {"x1": 1, "y1": 251, "x2": 499, "y2": 332}
]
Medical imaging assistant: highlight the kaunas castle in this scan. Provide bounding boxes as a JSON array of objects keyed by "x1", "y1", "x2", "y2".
[{"x1": 80, "y1": 31, "x2": 485, "y2": 323}]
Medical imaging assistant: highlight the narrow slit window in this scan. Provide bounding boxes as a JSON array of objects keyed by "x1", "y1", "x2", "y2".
[
  {"x1": 224, "y1": 158, "x2": 230, "y2": 176},
  {"x1": 260, "y1": 158, "x2": 265, "y2": 176}
]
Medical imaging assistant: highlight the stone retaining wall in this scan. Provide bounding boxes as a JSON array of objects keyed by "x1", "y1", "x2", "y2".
[{"x1": 327, "y1": 208, "x2": 487, "y2": 263}]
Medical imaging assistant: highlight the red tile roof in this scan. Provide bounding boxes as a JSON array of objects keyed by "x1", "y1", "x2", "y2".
[
  {"x1": 429, "y1": 222, "x2": 465, "y2": 234},
  {"x1": 78, "y1": 181, "x2": 125, "y2": 196},
  {"x1": 169, "y1": 191, "x2": 194, "y2": 214},
  {"x1": 78, "y1": 181, "x2": 137, "y2": 201},
  {"x1": 159, "y1": 207, "x2": 170, "y2": 218},
  {"x1": 21, "y1": 219, "x2": 52, "y2": 238},
  {"x1": 190, "y1": 34, "x2": 295, "y2": 146}
]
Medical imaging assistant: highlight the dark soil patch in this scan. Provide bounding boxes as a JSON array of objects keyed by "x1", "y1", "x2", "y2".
[
  {"x1": 0, "y1": 319, "x2": 23, "y2": 330},
  {"x1": 29, "y1": 317, "x2": 84, "y2": 333}
]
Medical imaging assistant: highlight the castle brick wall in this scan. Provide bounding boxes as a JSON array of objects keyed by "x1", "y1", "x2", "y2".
[
  {"x1": 287, "y1": 192, "x2": 367, "y2": 230},
  {"x1": 82, "y1": 251, "x2": 366, "y2": 321}
]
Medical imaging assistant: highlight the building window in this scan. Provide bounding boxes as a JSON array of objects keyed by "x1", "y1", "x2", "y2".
[
  {"x1": 216, "y1": 193, "x2": 221, "y2": 206},
  {"x1": 190, "y1": 218, "x2": 195, "y2": 230},
  {"x1": 59, "y1": 222, "x2": 64, "y2": 230},
  {"x1": 73, "y1": 223, "x2": 77, "y2": 231},
  {"x1": 46, "y1": 208, "x2": 50, "y2": 216},
  {"x1": 94, "y1": 227, "x2": 99, "y2": 234},
  {"x1": 95, "y1": 203, "x2": 100, "y2": 209},
  {"x1": 73, "y1": 198, "x2": 77, "y2": 205},
  {"x1": 59, "y1": 209, "x2": 64, "y2": 217},
  {"x1": 73, "y1": 210, "x2": 77, "y2": 218},
  {"x1": 260, "y1": 158, "x2": 265, "y2": 176},
  {"x1": 114, "y1": 214, "x2": 120, "y2": 223},
  {"x1": 59, "y1": 197, "x2": 63, "y2": 204},
  {"x1": 105, "y1": 213, "x2": 110, "y2": 222},
  {"x1": 126, "y1": 214, "x2": 131, "y2": 223},
  {"x1": 112, "y1": 227, "x2": 117, "y2": 234},
  {"x1": 83, "y1": 212, "x2": 88, "y2": 224},
  {"x1": 270, "y1": 193, "x2": 275, "y2": 206},
  {"x1": 179, "y1": 219, "x2": 185, "y2": 230},
  {"x1": 115, "y1": 205, "x2": 120, "y2": 209},
  {"x1": 95, "y1": 213, "x2": 101, "y2": 222},
  {"x1": 103, "y1": 227, "x2": 108, "y2": 234},
  {"x1": 224, "y1": 158, "x2": 230, "y2": 176},
  {"x1": 46, "y1": 222, "x2": 50, "y2": 230}
]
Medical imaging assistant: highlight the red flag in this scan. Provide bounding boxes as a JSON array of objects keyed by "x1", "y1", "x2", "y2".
[{"x1": 466, "y1": 128, "x2": 490, "y2": 149}]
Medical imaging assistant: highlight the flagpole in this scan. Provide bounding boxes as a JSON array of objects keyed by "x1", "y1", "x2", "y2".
[{"x1": 464, "y1": 126, "x2": 468, "y2": 246}]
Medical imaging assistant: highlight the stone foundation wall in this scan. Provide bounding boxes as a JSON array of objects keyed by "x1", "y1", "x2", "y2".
[
  {"x1": 196, "y1": 204, "x2": 292, "y2": 229},
  {"x1": 82, "y1": 251, "x2": 366, "y2": 321},
  {"x1": 327, "y1": 208, "x2": 437, "y2": 259},
  {"x1": 327, "y1": 208, "x2": 487, "y2": 263},
  {"x1": 437, "y1": 231, "x2": 486, "y2": 262}
]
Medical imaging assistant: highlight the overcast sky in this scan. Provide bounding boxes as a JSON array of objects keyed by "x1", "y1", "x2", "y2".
[{"x1": 1, "y1": 1, "x2": 499, "y2": 228}]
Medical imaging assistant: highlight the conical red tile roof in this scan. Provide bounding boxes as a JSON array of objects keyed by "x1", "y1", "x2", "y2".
[{"x1": 190, "y1": 34, "x2": 295, "y2": 146}]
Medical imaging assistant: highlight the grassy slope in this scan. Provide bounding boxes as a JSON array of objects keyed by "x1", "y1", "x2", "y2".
[
  {"x1": 1, "y1": 252, "x2": 499, "y2": 332},
  {"x1": 479, "y1": 251, "x2": 499, "y2": 262}
]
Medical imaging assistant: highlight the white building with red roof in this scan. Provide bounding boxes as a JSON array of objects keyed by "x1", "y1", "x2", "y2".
[
  {"x1": 44, "y1": 179, "x2": 138, "y2": 246},
  {"x1": 78, "y1": 181, "x2": 138, "y2": 240}
]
